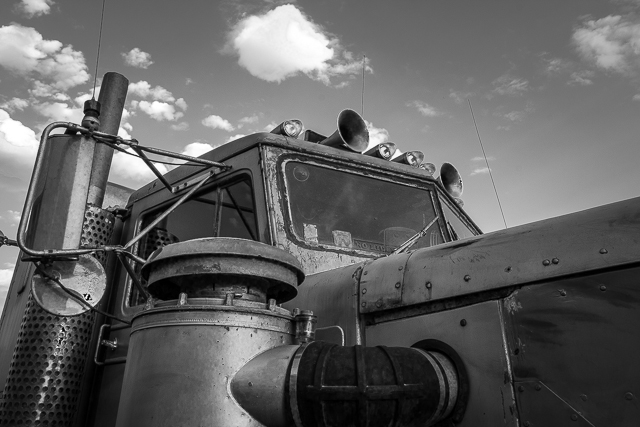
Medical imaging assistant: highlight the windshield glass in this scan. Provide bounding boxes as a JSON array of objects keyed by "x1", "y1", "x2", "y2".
[{"x1": 284, "y1": 161, "x2": 442, "y2": 254}]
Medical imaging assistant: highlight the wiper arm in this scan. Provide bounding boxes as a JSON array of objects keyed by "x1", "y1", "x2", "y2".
[{"x1": 391, "y1": 216, "x2": 440, "y2": 255}]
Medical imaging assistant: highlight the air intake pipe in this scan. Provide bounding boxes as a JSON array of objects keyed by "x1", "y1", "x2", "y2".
[{"x1": 231, "y1": 341, "x2": 459, "y2": 427}]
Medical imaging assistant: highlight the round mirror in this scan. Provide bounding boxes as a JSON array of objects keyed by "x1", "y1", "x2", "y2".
[{"x1": 32, "y1": 255, "x2": 106, "y2": 316}]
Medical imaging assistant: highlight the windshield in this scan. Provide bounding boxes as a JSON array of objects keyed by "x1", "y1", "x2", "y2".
[{"x1": 284, "y1": 161, "x2": 442, "y2": 254}]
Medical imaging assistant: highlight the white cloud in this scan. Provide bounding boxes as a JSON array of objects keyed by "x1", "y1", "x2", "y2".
[
  {"x1": 5, "y1": 210, "x2": 21, "y2": 224},
  {"x1": 122, "y1": 48, "x2": 154, "y2": 69},
  {"x1": 109, "y1": 148, "x2": 169, "y2": 184},
  {"x1": 202, "y1": 115, "x2": 235, "y2": 131},
  {"x1": 181, "y1": 142, "x2": 215, "y2": 157},
  {"x1": 470, "y1": 167, "x2": 491, "y2": 176},
  {"x1": 0, "y1": 109, "x2": 39, "y2": 166},
  {"x1": 0, "y1": 265, "x2": 15, "y2": 313},
  {"x1": 573, "y1": 15, "x2": 640, "y2": 75},
  {"x1": 175, "y1": 98, "x2": 187, "y2": 111},
  {"x1": 543, "y1": 57, "x2": 571, "y2": 75},
  {"x1": 471, "y1": 156, "x2": 495, "y2": 162},
  {"x1": 568, "y1": 70, "x2": 595, "y2": 86},
  {"x1": 135, "y1": 101, "x2": 183, "y2": 121},
  {"x1": 226, "y1": 4, "x2": 370, "y2": 85},
  {"x1": 0, "y1": 24, "x2": 89, "y2": 90},
  {"x1": 407, "y1": 100, "x2": 443, "y2": 117},
  {"x1": 33, "y1": 101, "x2": 82, "y2": 122},
  {"x1": 633, "y1": 93, "x2": 640, "y2": 100},
  {"x1": 492, "y1": 74, "x2": 529, "y2": 96},
  {"x1": 18, "y1": 0, "x2": 54, "y2": 18},
  {"x1": 504, "y1": 111, "x2": 526, "y2": 122},
  {"x1": 0, "y1": 98, "x2": 29, "y2": 113},
  {"x1": 449, "y1": 90, "x2": 474, "y2": 104},
  {"x1": 128, "y1": 81, "x2": 175, "y2": 102},
  {"x1": 239, "y1": 114, "x2": 259, "y2": 126},
  {"x1": 226, "y1": 134, "x2": 246, "y2": 143},
  {"x1": 170, "y1": 122, "x2": 189, "y2": 131},
  {"x1": 364, "y1": 120, "x2": 389, "y2": 150}
]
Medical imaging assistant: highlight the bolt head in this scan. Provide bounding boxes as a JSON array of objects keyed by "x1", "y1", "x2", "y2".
[
  {"x1": 361, "y1": 302, "x2": 366, "y2": 307},
  {"x1": 542, "y1": 259, "x2": 551, "y2": 266},
  {"x1": 599, "y1": 248, "x2": 608, "y2": 254},
  {"x1": 518, "y1": 385, "x2": 524, "y2": 392},
  {"x1": 464, "y1": 275, "x2": 471, "y2": 282},
  {"x1": 599, "y1": 285, "x2": 607, "y2": 291},
  {"x1": 426, "y1": 282, "x2": 432, "y2": 289},
  {"x1": 362, "y1": 288, "x2": 367, "y2": 294},
  {"x1": 395, "y1": 282, "x2": 401, "y2": 289},
  {"x1": 460, "y1": 319, "x2": 467, "y2": 327},
  {"x1": 560, "y1": 290, "x2": 567, "y2": 296},
  {"x1": 571, "y1": 414, "x2": 578, "y2": 421},
  {"x1": 625, "y1": 392, "x2": 634, "y2": 401},
  {"x1": 552, "y1": 258, "x2": 559, "y2": 264}
]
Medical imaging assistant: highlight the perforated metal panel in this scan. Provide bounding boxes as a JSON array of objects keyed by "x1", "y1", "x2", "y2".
[{"x1": 0, "y1": 206, "x2": 114, "y2": 426}]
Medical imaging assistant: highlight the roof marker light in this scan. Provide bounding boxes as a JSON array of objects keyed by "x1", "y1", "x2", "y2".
[
  {"x1": 363, "y1": 142, "x2": 398, "y2": 160},
  {"x1": 419, "y1": 162, "x2": 436, "y2": 176},
  {"x1": 391, "y1": 150, "x2": 424, "y2": 168},
  {"x1": 271, "y1": 119, "x2": 304, "y2": 138}
]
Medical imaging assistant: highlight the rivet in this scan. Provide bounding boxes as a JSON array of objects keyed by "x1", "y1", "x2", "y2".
[
  {"x1": 460, "y1": 319, "x2": 467, "y2": 327},
  {"x1": 599, "y1": 285, "x2": 607, "y2": 291},
  {"x1": 395, "y1": 282, "x2": 401, "y2": 289},
  {"x1": 375, "y1": 300, "x2": 382, "y2": 308},
  {"x1": 426, "y1": 282, "x2": 432, "y2": 289},
  {"x1": 524, "y1": 422, "x2": 530, "y2": 427},
  {"x1": 464, "y1": 275, "x2": 471, "y2": 282},
  {"x1": 535, "y1": 384, "x2": 541, "y2": 391},
  {"x1": 571, "y1": 414, "x2": 578, "y2": 421},
  {"x1": 362, "y1": 288, "x2": 367, "y2": 294},
  {"x1": 560, "y1": 290, "x2": 567, "y2": 297},
  {"x1": 542, "y1": 259, "x2": 551, "y2": 266},
  {"x1": 552, "y1": 258, "x2": 559, "y2": 264},
  {"x1": 504, "y1": 266, "x2": 512, "y2": 273},
  {"x1": 518, "y1": 385, "x2": 524, "y2": 392},
  {"x1": 599, "y1": 248, "x2": 608, "y2": 254},
  {"x1": 398, "y1": 266, "x2": 403, "y2": 271},
  {"x1": 580, "y1": 394, "x2": 587, "y2": 402},
  {"x1": 625, "y1": 392, "x2": 634, "y2": 401},
  {"x1": 363, "y1": 271, "x2": 368, "y2": 275},
  {"x1": 361, "y1": 302, "x2": 366, "y2": 307}
]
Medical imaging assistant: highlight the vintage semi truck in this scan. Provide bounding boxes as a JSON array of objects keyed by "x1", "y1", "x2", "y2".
[{"x1": 0, "y1": 72, "x2": 637, "y2": 426}]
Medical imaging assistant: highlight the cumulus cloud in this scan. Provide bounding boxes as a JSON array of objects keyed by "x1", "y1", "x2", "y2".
[
  {"x1": 122, "y1": 48, "x2": 154, "y2": 69},
  {"x1": 225, "y1": 134, "x2": 247, "y2": 143},
  {"x1": 504, "y1": 111, "x2": 526, "y2": 122},
  {"x1": 0, "y1": 24, "x2": 89, "y2": 90},
  {"x1": 0, "y1": 98, "x2": 28, "y2": 113},
  {"x1": 109, "y1": 148, "x2": 169, "y2": 184},
  {"x1": 471, "y1": 156, "x2": 495, "y2": 162},
  {"x1": 633, "y1": 93, "x2": 640, "y2": 100},
  {"x1": 170, "y1": 122, "x2": 189, "y2": 131},
  {"x1": 133, "y1": 100, "x2": 183, "y2": 122},
  {"x1": 0, "y1": 109, "x2": 39, "y2": 166},
  {"x1": 18, "y1": 0, "x2": 54, "y2": 18},
  {"x1": 238, "y1": 115, "x2": 259, "y2": 126},
  {"x1": 225, "y1": 4, "x2": 370, "y2": 85},
  {"x1": 573, "y1": 15, "x2": 640, "y2": 75},
  {"x1": 407, "y1": 100, "x2": 443, "y2": 117},
  {"x1": 33, "y1": 101, "x2": 82, "y2": 122},
  {"x1": 175, "y1": 98, "x2": 187, "y2": 111},
  {"x1": 181, "y1": 142, "x2": 215, "y2": 157},
  {"x1": 364, "y1": 120, "x2": 389, "y2": 150},
  {"x1": 128, "y1": 81, "x2": 175, "y2": 102},
  {"x1": 492, "y1": 74, "x2": 529, "y2": 96},
  {"x1": 202, "y1": 114, "x2": 235, "y2": 131},
  {"x1": 0, "y1": 265, "x2": 15, "y2": 313}
]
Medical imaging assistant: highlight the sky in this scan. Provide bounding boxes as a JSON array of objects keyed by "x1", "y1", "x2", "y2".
[{"x1": 1, "y1": 0, "x2": 640, "y2": 312}]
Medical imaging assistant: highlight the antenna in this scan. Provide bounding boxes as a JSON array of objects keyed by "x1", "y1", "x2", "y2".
[
  {"x1": 468, "y1": 99, "x2": 508, "y2": 229},
  {"x1": 361, "y1": 55, "x2": 366, "y2": 116},
  {"x1": 92, "y1": 0, "x2": 108, "y2": 99}
]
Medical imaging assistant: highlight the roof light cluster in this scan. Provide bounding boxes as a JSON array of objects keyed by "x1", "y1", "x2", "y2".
[{"x1": 269, "y1": 109, "x2": 464, "y2": 205}]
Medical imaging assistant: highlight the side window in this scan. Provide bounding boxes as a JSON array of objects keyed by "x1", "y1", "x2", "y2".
[{"x1": 128, "y1": 177, "x2": 257, "y2": 306}]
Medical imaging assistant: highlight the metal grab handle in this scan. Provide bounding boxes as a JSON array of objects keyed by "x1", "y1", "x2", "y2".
[{"x1": 94, "y1": 324, "x2": 127, "y2": 366}]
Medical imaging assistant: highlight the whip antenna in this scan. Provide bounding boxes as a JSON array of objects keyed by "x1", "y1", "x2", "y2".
[
  {"x1": 361, "y1": 55, "x2": 366, "y2": 116},
  {"x1": 468, "y1": 99, "x2": 508, "y2": 229},
  {"x1": 92, "y1": 0, "x2": 108, "y2": 99}
]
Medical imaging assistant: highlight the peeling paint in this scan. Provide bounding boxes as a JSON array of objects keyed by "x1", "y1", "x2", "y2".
[{"x1": 504, "y1": 293, "x2": 522, "y2": 314}]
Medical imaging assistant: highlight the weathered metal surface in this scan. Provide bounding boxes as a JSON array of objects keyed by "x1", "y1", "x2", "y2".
[
  {"x1": 115, "y1": 303, "x2": 294, "y2": 427},
  {"x1": 231, "y1": 344, "x2": 299, "y2": 427},
  {"x1": 87, "y1": 72, "x2": 129, "y2": 207},
  {"x1": 358, "y1": 196, "x2": 640, "y2": 313},
  {"x1": 283, "y1": 263, "x2": 363, "y2": 346},
  {"x1": 141, "y1": 237, "x2": 303, "y2": 303},
  {"x1": 365, "y1": 300, "x2": 518, "y2": 426},
  {"x1": 359, "y1": 253, "x2": 410, "y2": 312},
  {"x1": 290, "y1": 341, "x2": 458, "y2": 427},
  {"x1": 503, "y1": 267, "x2": 640, "y2": 426}
]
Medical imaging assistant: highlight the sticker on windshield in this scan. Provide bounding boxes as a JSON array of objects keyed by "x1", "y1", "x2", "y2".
[{"x1": 332, "y1": 230, "x2": 352, "y2": 248}]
